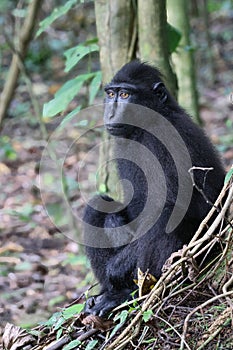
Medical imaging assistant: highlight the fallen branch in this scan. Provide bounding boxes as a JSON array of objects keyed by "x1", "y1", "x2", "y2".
[{"x1": 43, "y1": 329, "x2": 98, "y2": 350}]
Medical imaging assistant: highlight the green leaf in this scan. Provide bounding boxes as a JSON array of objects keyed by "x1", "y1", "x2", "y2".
[
  {"x1": 167, "y1": 23, "x2": 182, "y2": 53},
  {"x1": 59, "y1": 106, "x2": 82, "y2": 129},
  {"x1": 41, "y1": 312, "x2": 63, "y2": 327},
  {"x1": 116, "y1": 310, "x2": 129, "y2": 323},
  {"x1": 63, "y1": 339, "x2": 82, "y2": 350},
  {"x1": 110, "y1": 310, "x2": 128, "y2": 338},
  {"x1": 54, "y1": 316, "x2": 66, "y2": 330},
  {"x1": 56, "y1": 328, "x2": 63, "y2": 340},
  {"x1": 36, "y1": 0, "x2": 78, "y2": 37},
  {"x1": 89, "y1": 71, "x2": 102, "y2": 105},
  {"x1": 62, "y1": 304, "x2": 84, "y2": 320},
  {"x1": 85, "y1": 340, "x2": 98, "y2": 349},
  {"x1": 64, "y1": 42, "x2": 99, "y2": 72},
  {"x1": 142, "y1": 309, "x2": 153, "y2": 322},
  {"x1": 224, "y1": 167, "x2": 233, "y2": 184},
  {"x1": 43, "y1": 73, "x2": 94, "y2": 117},
  {"x1": 28, "y1": 330, "x2": 41, "y2": 337},
  {"x1": 143, "y1": 338, "x2": 157, "y2": 344}
]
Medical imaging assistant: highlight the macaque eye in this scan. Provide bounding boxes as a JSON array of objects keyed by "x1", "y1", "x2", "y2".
[
  {"x1": 107, "y1": 91, "x2": 115, "y2": 98},
  {"x1": 120, "y1": 92, "x2": 129, "y2": 99}
]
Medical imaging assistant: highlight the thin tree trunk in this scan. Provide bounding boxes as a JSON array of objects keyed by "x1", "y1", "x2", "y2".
[
  {"x1": 138, "y1": 0, "x2": 177, "y2": 98},
  {"x1": 94, "y1": 0, "x2": 136, "y2": 195},
  {"x1": 0, "y1": 0, "x2": 43, "y2": 126},
  {"x1": 167, "y1": 0, "x2": 201, "y2": 123},
  {"x1": 94, "y1": 0, "x2": 136, "y2": 83},
  {"x1": 201, "y1": 0, "x2": 215, "y2": 86}
]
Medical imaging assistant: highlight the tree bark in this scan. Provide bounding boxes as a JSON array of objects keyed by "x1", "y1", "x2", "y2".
[
  {"x1": 94, "y1": 0, "x2": 136, "y2": 83},
  {"x1": 138, "y1": 0, "x2": 177, "y2": 97},
  {"x1": 94, "y1": 0, "x2": 136, "y2": 195},
  {"x1": 167, "y1": 0, "x2": 201, "y2": 123},
  {"x1": 200, "y1": 0, "x2": 215, "y2": 86}
]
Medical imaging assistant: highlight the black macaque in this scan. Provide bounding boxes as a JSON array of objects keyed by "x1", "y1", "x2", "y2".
[{"x1": 83, "y1": 61, "x2": 225, "y2": 317}]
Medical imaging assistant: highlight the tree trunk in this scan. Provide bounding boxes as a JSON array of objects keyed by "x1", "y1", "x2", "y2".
[
  {"x1": 94, "y1": 0, "x2": 136, "y2": 83},
  {"x1": 167, "y1": 0, "x2": 201, "y2": 123},
  {"x1": 200, "y1": 0, "x2": 215, "y2": 86},
  {"x1": 138, "y1": 0, "x2": 177, "y2": 98},
  {"x1": 94, "y1": 0, "x2": 136, "y2": 196}
]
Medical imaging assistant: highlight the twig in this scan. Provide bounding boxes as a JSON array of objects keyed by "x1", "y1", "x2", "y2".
[
  {"x1": 113, "y1": 323, "x2": 141, "y2": 350},
  {"x1": 4, "y1": 32, "x2": 47, "y2": 139},
  {"x1": 222, "y1": 273, "x2": 233, "y2": 312},
  {"x1": 189, "y1": 167, "x2": 214, "y2": 205},
  {"x1": 188, "y1": 180, "x2": 230, "y2": 245},
  {"x1": 77, "y1": 328, "x2": 99, "y2": 342},
  {"x1": 44, "y1": 329, "x2": 98, "y2": 350},
  {"x1": 182, "y1": 182, "x2": 233, "y2": 257},
  {"x1": 43, "y1": 335, "x2": 70, "y2": 350}
]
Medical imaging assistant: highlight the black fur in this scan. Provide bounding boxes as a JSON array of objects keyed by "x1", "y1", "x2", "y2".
[{"x1": 83, "y1": 61, "x2": 225, "y2": 317}]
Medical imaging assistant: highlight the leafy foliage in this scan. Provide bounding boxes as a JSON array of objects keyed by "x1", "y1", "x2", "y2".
[
  {"x1": 85, "y1": 340, "x2": 98, "y2": 349},
  {"x1": 43, "y1": 40, "x2": 101, "y2": 118},
  {"x1": 37, "y1": 1, "x2": 101, "y2": 120},
  {"x1": 64, "y1": 39, "x2": 99, "y2": 72},
  {"x1": 142, "y1": 309, "x2": 153, "y2": 323},
  {"x1": 110, "y1": 310, "x2": 128, "y2": 338},
  {"x1": 36, "y1": 0, "x2": 81, "y2": 37},
  {"x1": 43, "y1": 73, "x2": 94, "y2": 117},
  {"x1": 63, "y1": 339, "x2": 82, "y2": 350},
  {"x1": 62, "y1": 304, "x2": 84, "y2": 319}
]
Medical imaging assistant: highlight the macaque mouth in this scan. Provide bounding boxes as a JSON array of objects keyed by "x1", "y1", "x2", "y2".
[{"x1": 106, "y1": 123, "x2": 125, "y2": 134}]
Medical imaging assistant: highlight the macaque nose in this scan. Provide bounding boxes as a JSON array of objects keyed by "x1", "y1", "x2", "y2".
[{"x1": 108, "y1": 102, "x2": 117, "y2": 120}]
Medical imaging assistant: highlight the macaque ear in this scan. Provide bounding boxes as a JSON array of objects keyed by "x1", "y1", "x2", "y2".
[{"x1": 153, "y1": 82, "x2": 168, "y2": 103}]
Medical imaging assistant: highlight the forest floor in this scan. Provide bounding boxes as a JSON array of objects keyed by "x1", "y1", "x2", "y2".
[{"x1": 0, "y1": 5, "x2": 233, "y2": 349}]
